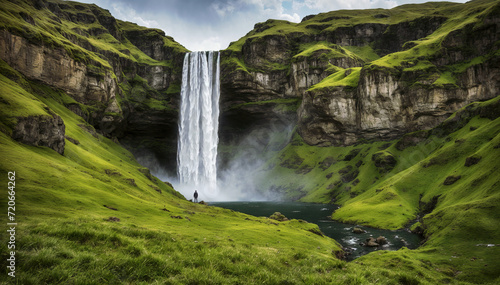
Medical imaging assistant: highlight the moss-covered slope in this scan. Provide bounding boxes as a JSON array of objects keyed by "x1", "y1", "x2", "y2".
[
  {"x1": 0, "y1": 56, "x2": 347, "y2": 284},
  {"x1": 257, "y1": 95, "x2": 500, "y2": 283}
]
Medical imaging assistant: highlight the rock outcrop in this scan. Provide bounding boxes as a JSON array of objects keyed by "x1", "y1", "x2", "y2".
[
  {"x1": 0, "y1": 0, "x2": 186, "y2": 171},
  {"x1": 12, "y1": 114, "x2": 65, "y2": 155},
  {"x1": 0, "y1": 30, "x2": 117, "y2": 104}
]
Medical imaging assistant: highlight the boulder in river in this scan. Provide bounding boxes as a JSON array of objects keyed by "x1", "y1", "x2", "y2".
[
  {"x1": 376, "y1": 236, "x2": 388, "y2": 245},
  {"x1": 365, "y1": 237, "x2": 379, "y2": 247},
  {"x1": 352, "y1": 227, "x2": 367, "y2": 234}
]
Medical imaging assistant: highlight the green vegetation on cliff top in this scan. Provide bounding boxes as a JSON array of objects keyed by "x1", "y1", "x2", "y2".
[
  {"x1": 224, "y1": 0, "x2": 499, "y2": 92},
  {"x1": 0, "y1": 0, "x2": 187, "y2": 72},
  {"x1": 308, "y1": 67, "x2": 362, "y2": 91},
  {"x1": 228, "y1": 0, "x2": 497, "y2": 51}
]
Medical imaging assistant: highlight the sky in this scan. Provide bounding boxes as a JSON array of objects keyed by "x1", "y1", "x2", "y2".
[{"x1": 75, "y1": 0, "x2": 469, "y2": 51}]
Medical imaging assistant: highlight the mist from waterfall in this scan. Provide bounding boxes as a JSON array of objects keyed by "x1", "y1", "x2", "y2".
[
  {"x1": 133, "y1": 51, "x2": 290, "y2": 201},
  {"x1": 177, "y1": 51, "x2": 220, "y2": 199}
]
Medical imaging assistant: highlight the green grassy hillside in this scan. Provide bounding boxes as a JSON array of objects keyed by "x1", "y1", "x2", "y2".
[
  {"x1": 0, "y1": 60, "x2": 346, "y2": 283},
  {"x1": 0, "y1": 0, "x2": 499, "y2": 283},
  {"x1": 257, "y1": 95, "x2": 500, "y2": 283}
]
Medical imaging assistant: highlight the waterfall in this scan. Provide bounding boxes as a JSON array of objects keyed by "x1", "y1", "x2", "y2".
[{"x1": 177, "y1": 51, "x2": 220, "y2": 197}]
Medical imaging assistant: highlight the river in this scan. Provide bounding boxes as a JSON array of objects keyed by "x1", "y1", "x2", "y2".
[{"x1": 210, "y1": 201, "x2": 422, "y2": 260}]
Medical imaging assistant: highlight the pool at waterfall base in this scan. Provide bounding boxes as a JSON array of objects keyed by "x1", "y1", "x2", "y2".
[{"x1": 210, "y1": 201, "x2": 422, "y2": 261}]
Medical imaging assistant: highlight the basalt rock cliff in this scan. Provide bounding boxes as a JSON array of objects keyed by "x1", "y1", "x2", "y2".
[
  {"x1": 220, "y1": 0, "x2": 500, "y2": 147},
  {"x1": 0, "y1": 0, "x2": 186, "y2": 170},
  {"x1": 1, "y1": 0, "x2": 499, "y2": 174}
]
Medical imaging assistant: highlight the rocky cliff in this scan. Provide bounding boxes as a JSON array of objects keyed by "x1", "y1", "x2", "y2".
[
  {"x1": 0, "y1": 0, "x2": 186, "y2": 169},
  {"x1": 220, "y1": 0, "x2": 500, "y2": 147},
  {"x1": 1, "y1": 0, "x2": 499, "y2": 174}
]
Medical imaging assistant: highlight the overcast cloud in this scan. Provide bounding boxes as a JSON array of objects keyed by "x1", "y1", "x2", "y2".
[{"x1": 74, "y1": 0, "x2": 468, "y2": 51}]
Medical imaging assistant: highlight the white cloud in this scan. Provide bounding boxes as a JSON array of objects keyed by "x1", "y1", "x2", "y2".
[
  {"x1": 196, "y1": 36, "x2": 224, "y2": 51},
  {"x1": 110, "y1": 3, "x2": 159, "y2": 28},
  {"x1": 303, "y1": 0, "x2": 398, "y2": 10},
  {"x1": 211, "y1": 2, "x2": 236, "y2": 18},
  {"x1": 215, "y1": 0, "x2": 301, "y2": 22},
  {"x1": 279, "y1": 12, "x2": 301, "y2": 22}
]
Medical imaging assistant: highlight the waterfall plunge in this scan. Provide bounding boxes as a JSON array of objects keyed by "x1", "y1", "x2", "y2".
[{"x1": 177, "y1": 51, "x2": 220, "y2": 198}]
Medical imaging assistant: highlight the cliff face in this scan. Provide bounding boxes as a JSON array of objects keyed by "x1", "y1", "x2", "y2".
[
  {"x1": 0, "y1": 30, "x2": 116, "y2": 104},
  {"x1": 0, "y1": 0, "x2": 187, "y2": 169},
  {"x1": 2, "y1": 0, "x2": 499, "y2": 173},
  {"x1": 221, "y1": 0, "x2": 500, "y2": 147}
]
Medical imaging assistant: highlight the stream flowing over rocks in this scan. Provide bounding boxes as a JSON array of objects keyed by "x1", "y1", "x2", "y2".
[{"x1": 211, "y1": 202, "x2": 422, "y2": 260}]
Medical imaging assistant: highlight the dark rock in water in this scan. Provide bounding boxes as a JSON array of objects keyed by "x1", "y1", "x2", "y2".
[
  {"x1": 365, "y1": 237, "x2": 379, "y2": 247},
  {"x1": 269, "y1": 212, "x2": 289, "y2": 222},
  {"x1": 376, "y1": 236, "x2": 388, "y2": 245},
  {"x1": 443, "y1": 175, "x2": 461, "y2": 185},
  {"x1": 352, "y1": 227, "x2": 366, "y2": 234},
  {"x1": 361, "y1": 236, "x2": 388, "y2": 247},
  {"x1": 12, "y1": 114, "x2": 65, "y2": 155},
  {"x1": 465, "y1": 155, "x2": 481, "y2": 167}
]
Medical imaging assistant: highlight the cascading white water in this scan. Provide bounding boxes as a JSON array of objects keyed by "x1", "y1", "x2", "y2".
[{"x1": 177, "y1": 51, "x2": 220, "y2": 197}]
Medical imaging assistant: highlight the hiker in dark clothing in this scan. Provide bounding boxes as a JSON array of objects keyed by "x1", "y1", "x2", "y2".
[{"x1": 194, "y1": 190, "x2": 198, "y2": 203}]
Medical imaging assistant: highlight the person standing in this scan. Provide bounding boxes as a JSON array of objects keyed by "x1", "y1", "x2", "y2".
[{"x1": 194, "y1": 190, "x2": 198, "y2": 203}]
